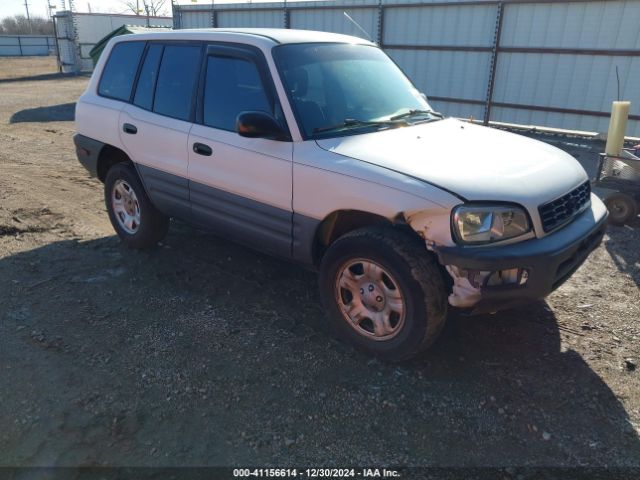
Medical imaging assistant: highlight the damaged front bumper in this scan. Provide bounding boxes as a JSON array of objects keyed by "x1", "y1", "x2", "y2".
[{"x1": 434, "y1": 201, "x2": 608, "y2": 314}]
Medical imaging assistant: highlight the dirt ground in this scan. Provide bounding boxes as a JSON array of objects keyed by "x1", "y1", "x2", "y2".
[{"x1": 0, "y1": 57, "x2": 639, "y2": 472}]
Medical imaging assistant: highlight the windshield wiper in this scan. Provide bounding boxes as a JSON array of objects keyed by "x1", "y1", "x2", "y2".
[
  {"x1": 389, "y1": 109, "x2": 444, "y2": 121},
  {"x1": 313, "y1": 118, "x2": 395, "y2": 134}
]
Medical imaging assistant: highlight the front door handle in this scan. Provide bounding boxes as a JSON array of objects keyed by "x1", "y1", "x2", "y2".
[
  {"x1": 193, "y1": 142, "x2": 212, "y2": 156},
  {"x1": 123, "y1": 123, "x2": 137, "y2": 134}
]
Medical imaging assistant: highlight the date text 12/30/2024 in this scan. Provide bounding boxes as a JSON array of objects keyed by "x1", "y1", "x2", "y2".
[{"x1": 233, "y1": 469, "x2": 401, "y2": 478}]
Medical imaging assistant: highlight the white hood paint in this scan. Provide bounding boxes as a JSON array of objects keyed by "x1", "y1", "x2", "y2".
[{"x1": 315, "y1": 118, "x2": 588, "y2": 208}]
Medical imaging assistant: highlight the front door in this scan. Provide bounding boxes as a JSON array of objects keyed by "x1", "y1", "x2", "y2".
[{"x1": 188, "y1": 45, "x2": 293, "y2": 258}]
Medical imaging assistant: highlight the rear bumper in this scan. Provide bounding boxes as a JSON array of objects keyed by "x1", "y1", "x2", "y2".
[
  {"x1": 73, "y1": 134, "x2": 104, "y2": 178},
  {"x1": 435, "y1": 197, "x2": 608, "y2": 314}
]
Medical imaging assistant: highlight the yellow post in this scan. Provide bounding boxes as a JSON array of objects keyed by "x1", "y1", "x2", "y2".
[{"x1": 605, "y1": 101, "x2": 631, "y2": 156}]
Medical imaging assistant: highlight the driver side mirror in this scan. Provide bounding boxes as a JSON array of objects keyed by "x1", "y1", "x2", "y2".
[{"x1": 236, "y1": 111, "x2": 289, "y2": 141}]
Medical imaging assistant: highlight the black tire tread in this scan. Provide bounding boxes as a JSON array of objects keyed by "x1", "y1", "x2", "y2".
[
  {"x1": 339, "y1": 227, "x2": 448, "y2": 353},
  {"x1": 321, "y1": 225, "x2": 448, "y2": 361},
  {"x1": 104, "y1": 163, "x2": 169, "y2": 249}
]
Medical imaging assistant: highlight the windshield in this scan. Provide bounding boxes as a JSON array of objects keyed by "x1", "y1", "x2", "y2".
[{"x1": 272, "y1": 43, "x2": 435, "y2": 139}]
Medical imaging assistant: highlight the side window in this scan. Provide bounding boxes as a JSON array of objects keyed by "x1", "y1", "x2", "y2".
[
  {"x1": 282, "y1": 63, "x2": 329, "y2": 137},
  {"x1": 133, "y1": 43, "x2": 163, "y2": 111},
  {"x1": 153, "y1": 45, "x2": 201, "y2": 121},
  {"x1": 98, "y1": 41, "x2": 145, "y2": 101},
  {"x1": 203, "y1": 55, "x2": 271, "y2": 131}
]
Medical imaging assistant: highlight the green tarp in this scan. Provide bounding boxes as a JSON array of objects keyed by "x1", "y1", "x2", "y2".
[{"x1": 89, "y1": 25, "x2": 171, "y2": 66}]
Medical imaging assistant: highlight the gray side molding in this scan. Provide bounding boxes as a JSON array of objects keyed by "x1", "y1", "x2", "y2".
[
  {"x1": 292, "y1": 213, "x2": 320, "y2": 265},
  {"x1": 190, "y1": 180, "x2": 292, "y2": 258},
  {"x1": 137, "y1": 164, "x2": 190, "y2": 219},
  {"x1": 113, "y1": 163, "x2": 321, "y2": 265}
]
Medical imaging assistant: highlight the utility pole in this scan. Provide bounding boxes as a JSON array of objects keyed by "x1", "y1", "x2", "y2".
[{"x1": 24, "y1": 0, "x2": 33, "y2": 33}]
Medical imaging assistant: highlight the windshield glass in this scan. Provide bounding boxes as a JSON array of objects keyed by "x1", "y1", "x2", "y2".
[{"x1": 272, "y1": 43, "x2": 433, "y2": 139}]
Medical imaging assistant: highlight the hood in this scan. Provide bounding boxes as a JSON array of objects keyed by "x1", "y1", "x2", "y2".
[{"x1": 315, "y1": 118, "x2": 588, "y2": 207}]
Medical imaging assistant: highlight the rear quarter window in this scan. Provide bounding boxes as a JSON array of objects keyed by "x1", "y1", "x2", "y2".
[
  {"x1": 98, "y1": 41, "x2": 145, "y2": 101},
  {"x1": 152, "y1": 44, "x2": 201, "y2": 121},
  {"x1": 133, "y1": 43, "x2": 163, "y2": 110}
]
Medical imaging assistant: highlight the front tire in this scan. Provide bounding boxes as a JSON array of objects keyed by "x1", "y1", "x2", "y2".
[
  {"x1": 319, "y1": 226, "x2": 448, "y2": 362},
  {"x1": 104, "y1": 163, "x2": 169, "y2": 249}
]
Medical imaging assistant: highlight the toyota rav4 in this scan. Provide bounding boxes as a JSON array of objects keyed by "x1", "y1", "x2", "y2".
[{"x1": 74, "y1": 29, "x2": 608, "y2": 361}]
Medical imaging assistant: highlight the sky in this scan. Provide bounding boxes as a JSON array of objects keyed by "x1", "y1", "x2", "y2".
[
  {"x1": 1, "y1": 0, "x2": 164, "y2": 19},
  {"x1": 0, "y1": 0, "x2": 321, "y2": 22},
  {"x1": 0, "y1": 0, "x2": 268, "y2": 20}
]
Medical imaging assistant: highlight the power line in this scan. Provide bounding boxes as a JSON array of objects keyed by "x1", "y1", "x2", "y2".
[{"x1": 23, "y1": 0, "x2": 33, "y2": 32}]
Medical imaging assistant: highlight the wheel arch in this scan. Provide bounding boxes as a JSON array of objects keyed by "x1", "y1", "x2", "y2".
[
  {"x1": 311, "y1": 209, "x2": 415, "y2": 265},
  {"x1": 97, "y1": 144, "x2": 134, "y2": 183}
]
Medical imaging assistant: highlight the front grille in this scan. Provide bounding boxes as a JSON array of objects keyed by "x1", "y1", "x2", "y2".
[{"x1": 538, "y1": 181, "x2": 591, "y2": 233}]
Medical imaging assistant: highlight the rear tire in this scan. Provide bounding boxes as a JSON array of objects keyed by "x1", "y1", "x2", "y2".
[
  {"x1": 319, "y1": 226, "x2": 448, "y2": 362},
  {"x1": 605, "y1": 193, "x2": 637, "y2": 226},
  {"x1": 104, "y1": 163, "x2": 169, "y2": 249}
]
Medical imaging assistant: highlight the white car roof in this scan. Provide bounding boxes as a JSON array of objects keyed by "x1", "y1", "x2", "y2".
[{"x1": 112, "y1": 28, "x2": 375, "y2": 48}]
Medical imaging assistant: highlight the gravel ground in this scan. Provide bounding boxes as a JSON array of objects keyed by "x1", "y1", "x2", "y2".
[{"x1": 0, "y1": 57, "x2": 639, "y2": 472}]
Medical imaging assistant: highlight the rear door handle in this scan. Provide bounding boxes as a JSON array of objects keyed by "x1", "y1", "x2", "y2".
[
  {"x1": 193, "y1": 142, "x2": 212, "y2": 156},
  {"x1": 123, "y1": 123, "x2": 137, "y2": 134}
]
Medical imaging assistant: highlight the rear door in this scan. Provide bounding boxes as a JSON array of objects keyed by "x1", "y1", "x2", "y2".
[
  {"x1": 119, "y1": 42, "x2": 203, "y2": 218},
  {"x1": 188, "y1": 44, "x2": 294, "y2": 257}
]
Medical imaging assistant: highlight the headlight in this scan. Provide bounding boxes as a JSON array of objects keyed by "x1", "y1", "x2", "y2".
[{"x1": 452, "y1": 204, "x2": 530, "y2": 245}]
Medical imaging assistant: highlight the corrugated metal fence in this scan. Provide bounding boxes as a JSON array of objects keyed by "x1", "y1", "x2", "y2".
[
  {"x1": 174, "y1": 0, "x2": 640, "y2": 137},
  {"x1": 0, "y1": 35, "x2": 56, "y2": 57}
]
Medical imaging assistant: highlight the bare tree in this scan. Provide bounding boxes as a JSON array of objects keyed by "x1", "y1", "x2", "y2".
[
  {"x1": 120, "y1": 0, "x2": 142, "y2": 15},
  {"x1": 0, "y1": 15, "x2": 53, "y2": 35},
  {"x1": 145, "y1": 0, "x2": 167, "y2": 16},
  {"x1": 120, "y1": 0, "x2": 167, "y2": 16}
]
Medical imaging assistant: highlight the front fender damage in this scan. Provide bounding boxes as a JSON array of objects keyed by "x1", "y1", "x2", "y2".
[
  {"x1": 404, "y1": 210, "x2": 523, "y2": 310},
  {"x1": 444, "y1": 264, "x2": 526, "y2": 310},
  {"x1": 402, "y1": 209, "x2": 453, "y2": 250},
  {"x1": 404, "y1": 209, "x2": 483, "y2": 308},
  {"x1": 445, "y1": 266, "x2": 490, "y2": 308}
]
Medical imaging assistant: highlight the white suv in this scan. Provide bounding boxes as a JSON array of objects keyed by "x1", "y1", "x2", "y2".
[{"x1": 74, "y1": 29, "x2": 608, "y2": 360}]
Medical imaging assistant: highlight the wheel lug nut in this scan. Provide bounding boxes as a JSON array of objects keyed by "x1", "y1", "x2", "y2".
[
  {"x1": 360, "y1": 288, "x2": 364, "y2": 294},
  {"x1": 376, "y1": 296, "x2": 383, "y2": 302},
  {"x1": 368, "y1": 285, "x2": 374, "y2": 292}
]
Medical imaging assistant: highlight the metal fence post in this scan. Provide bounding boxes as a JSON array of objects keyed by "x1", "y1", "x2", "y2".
[
  {"x1": 52, "y1": 15, "x2": 62, "y2": 72},
  {"x1": 284, "y1": 2, "x2": 291, "y2": 29},
  {"x1": 172, "y1": 1, "x2": 181, "y2": 30},
  {"x1": 377, "y1": 0, "x2": 384, "y2": 46},
  {"x1": 17, "y1": 36, "x2": 23, "y2": 56},
  {"x1": 484, "y1": 1, "x2": 504, "y2": 125},
  {"x1": 62, "y1": 0, "x2": 83, "y2": 72},
  {"x1": 211, "y1": 1, "x2": 217, "y2": 28}
]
